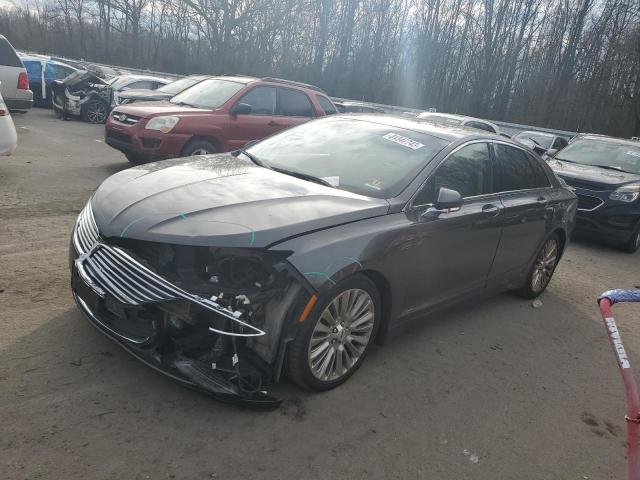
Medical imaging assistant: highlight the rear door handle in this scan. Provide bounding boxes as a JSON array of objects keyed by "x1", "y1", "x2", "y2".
[{"x1": 482, "y1": 204, "x2": 501, "y2": 217}]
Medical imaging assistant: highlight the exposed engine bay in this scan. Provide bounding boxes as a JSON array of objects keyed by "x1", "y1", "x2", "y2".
[
  {"x1": 72, "y1": 235, "x2": 308, "y2": 408},
  {"x1": 52, "y1": 70, "x2": 112, "y2": 120}
]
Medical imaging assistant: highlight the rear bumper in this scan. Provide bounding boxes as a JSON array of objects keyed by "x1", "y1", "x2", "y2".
[
  {"x1": 105, "y1": 119, "x2": 190, "y2": 159},
  {"x1": 5, "y1": 96, "x2": 33, "y2": 112}
]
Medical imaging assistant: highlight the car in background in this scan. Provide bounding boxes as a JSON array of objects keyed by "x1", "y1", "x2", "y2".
[
  {"x1": 109, "y1": 75, "x2": 171, "y2": 107},
  {"x1": 547, "y1": 134, "x2": 640, "y2": 252},
  {"x1": 513, "y1": 130, "x2": 568, "y2": 156},
  {"x1": 117, "y1": 75, "x2": 210, "y2": 105},
  {"x1": 0, "y1": 89, "x2": 18, "y2": 155},
  {"x1": 417, "y1": 112, "x2": 500, "y2": 135},
  {"x1": 71, "y1": 115, "x2": 576, "y2": 405},
  {"x1": 0, "y1": 35, "x2": 33, "y2": 112},
  {"x1": 20, "y1": 54, "x2": 77, "y2": 107},
  {"x1": 52, "y1": 72, "x2": 170, "y2": 123},
  {"x1": 106, "y1": 76, "x2": 337, "y2": 163},
  {"x1": 333, "y1": 100, "x2": 383, "y2": 114}
]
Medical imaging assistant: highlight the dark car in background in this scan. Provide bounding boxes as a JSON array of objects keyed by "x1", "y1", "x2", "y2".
[
  {"x1": 513, "y1": 130, "x2": 569, "y2": 156},
  {"x1": 20, "y1": 54, "x2": 77, "y2": 107},
  {"x1": 71, "y1": 115, "x2": 576, "y2": 406},
  {"x1": 117, "y1": 75, "x2": 210, "y2": 105},
  {"x1": 547, "y1": 134, "x2": 640, "y2": 252},
  {"x1": 105, "y1": 76, "x2": 338, "y2": 163}
]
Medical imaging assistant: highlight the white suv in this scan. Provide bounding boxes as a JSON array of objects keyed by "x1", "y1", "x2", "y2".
[
  {"x1": 0, "y1": 35, "x2": 33, "y2": 112},
  {"x1": 0, "y1": 88, "x2": 18, "y2": 155}
]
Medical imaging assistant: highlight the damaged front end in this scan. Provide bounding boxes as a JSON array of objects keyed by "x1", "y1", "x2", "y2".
[
  {"x1": 52, "y1": 70, "x2": 111, "y2": 119},
  {"x1": 70, "y1": 202, "x2": 311, "y2": 408}
]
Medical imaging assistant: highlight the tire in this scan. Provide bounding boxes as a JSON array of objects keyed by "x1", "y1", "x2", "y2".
[
  {"x1": 517, "y1": 233, "x2": 561, "y2": 299},
  {"x1": 182, "y1": 140, "x2": 217, "y2": 157},
  {"x1": 286, "y1": 274, "x2": 381, "y2": 390},
  {"x1": 125, "y1": 153, "x2": 148, "y2": 165},
  {"x1": 621, "y1": 223, "x2": 640, "y2": 253},
  {"x1": 82, "y1": 99, "x2": 109, "y2": 124}
]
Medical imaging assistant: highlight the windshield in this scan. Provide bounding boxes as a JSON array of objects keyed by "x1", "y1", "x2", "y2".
[
  {"x1": 170, "y1": 78, "x2": 245, "y2": 109},
  {"x1": 158, "y1": 77, "x2": 202, "y2": 95},
  {"x1": 514, "y1": 132, "x2": 553, "y2": 149},
  {"x1": 246, "y1": 118, "x2": 448, "y2": 198},
  {"x1": 555, "y1": 139, "x2": 640, "y2": 174}
]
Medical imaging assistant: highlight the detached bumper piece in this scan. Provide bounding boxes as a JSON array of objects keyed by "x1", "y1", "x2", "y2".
[{"x1": 72, "y1": 237, "x2": 282, "y2": 409}]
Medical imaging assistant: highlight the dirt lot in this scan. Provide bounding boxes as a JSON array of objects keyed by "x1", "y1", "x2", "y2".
[{"x1": 1, "y1": 108, "x2": 638, "y2": 479}]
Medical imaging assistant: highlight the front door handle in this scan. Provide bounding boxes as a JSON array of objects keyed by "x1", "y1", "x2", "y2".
[{"x1": 482, "y1": 204, "x2": 501, "y2": 217}]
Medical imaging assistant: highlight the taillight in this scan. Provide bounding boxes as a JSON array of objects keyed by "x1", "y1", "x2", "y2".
[
  {"x1": 0, "y1": 98, "x2": 7, "y2": 116},
  {"x1": 17, "y1": 72, "x2": 29, "y2": 90}
]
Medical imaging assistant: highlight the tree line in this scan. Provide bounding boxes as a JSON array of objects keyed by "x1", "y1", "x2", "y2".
[{"x1": 1, "y1": 0, "x2": 639, "y2": 136}]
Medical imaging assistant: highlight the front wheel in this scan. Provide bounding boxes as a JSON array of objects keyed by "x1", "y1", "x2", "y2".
[
  {"x1": 517, "y1": 233, "x2": 560, "y2": 299},
  {"x1": 82, "y1": 100, "x2": 109, "y2": 124},
  {"x1": 286, "y1": 274, "x2": 380, "y2": 390},
  {"x1": 622, "y1": 224, "x2": 640, "y2": 253},
  {"x1": 182, "y1": 140, "x2": 217, "y2": 157}
]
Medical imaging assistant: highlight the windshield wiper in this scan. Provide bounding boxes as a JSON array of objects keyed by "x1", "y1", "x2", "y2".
[
  {"x1": 172, "y1": 101, "x2": 195, "y2": 108},
  {"x1": 239, "y1": 150, "x2": 270, "y2": 169},
  {"x1": 271, "y1": 167, "x2": 335, "y2": 188},
  {"x1": 592, "y1": 164, "x2": 632, "y2": 173}
]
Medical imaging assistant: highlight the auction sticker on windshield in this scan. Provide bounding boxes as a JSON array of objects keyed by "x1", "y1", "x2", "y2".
[{"x1": 383, "y1": 133, "x2": 425, "y2": 150}]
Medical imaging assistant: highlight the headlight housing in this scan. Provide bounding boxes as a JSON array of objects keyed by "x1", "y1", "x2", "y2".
[
  {"x1": 145, "y1": 116, "x2": 180, "y2": 133},
  {"x1": 609, "y1": 184, "x2": 640, "y2": 203}
]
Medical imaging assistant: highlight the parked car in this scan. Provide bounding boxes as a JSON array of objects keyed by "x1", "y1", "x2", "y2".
[
  {"x1": 547, "y1": 134, "x2": 640, "y2": 252},
  {"x1": 417, "y1": 112, "x2": 501, "y2": 135},
  {"x1": 109, "y1": 75, "x2": 171, "y2": 107},
  {"x1": 0, "y1": 35, "x2": 33, "y2": 112},
  {"x1": 117, "y1": 75, "x2": 210, "y2": 105},
  {"x1": 105, "y1": 76, "x2": 337, "y2": 163},
  {"x1": 71, "y1": 114, "x2": 576, "y2": 406},
  {"x1": 52, "y1": 72, "x2": 169, "y2": 123},
  {"x1": 513, "y1": 130, "x2": 568, "y2": 156},
  {"x1": 0, "y1": 89, "x2": 18, "y2": 155},
  {"x1": 333, "y1": 100, "x2": 383, "y2": 114},
  {"x1": 20, "y1": 54, "x2": 77, "y2": 107}
]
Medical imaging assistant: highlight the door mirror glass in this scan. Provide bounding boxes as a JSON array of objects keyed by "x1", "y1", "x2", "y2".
[
  {"x1": 435, "y1": 187, "x2": 463, "y2": 210},
  {"x1": 230, "y1": 102, "x2": 252, "y2": 116}
]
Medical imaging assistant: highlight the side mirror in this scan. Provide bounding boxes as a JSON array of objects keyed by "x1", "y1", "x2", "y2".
[
  {"x1": 435, "y1": 187, "x2": 463, "y2": 210},
  {"x1": 230, "y1": 102, "x2": 252, "y2": 116},
  {"x1": 545, "y1": 148, "x2": 558, "y2": 158}
]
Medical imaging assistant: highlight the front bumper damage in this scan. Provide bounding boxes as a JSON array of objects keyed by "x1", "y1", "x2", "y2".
[{"x1": 70, "y1": 202, "x2": 311, "y2": 409}]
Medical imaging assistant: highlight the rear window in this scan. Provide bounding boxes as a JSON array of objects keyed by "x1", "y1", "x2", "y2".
[{"x1": 0, "y1": 38, "x2": 23, "y2": 68}]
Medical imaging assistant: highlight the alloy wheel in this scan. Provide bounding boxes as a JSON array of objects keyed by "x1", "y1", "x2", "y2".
[
  {"x1": 531, "y1": 238, "x2": 558, "y2": 293},
  {"x1": 191, "y1": 148, "x2": 213, "y2": 155},
  {"x1": 87, "y1": 102, "x2": 107, "y2": 123},
  {"x1": 308, "y1": 289, "x2": 375, "y2": 382}
]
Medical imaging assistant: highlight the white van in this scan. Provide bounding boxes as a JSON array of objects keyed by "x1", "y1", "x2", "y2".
[
  {"x1": 0, "y1": 35, "x2": 33, "y2": 112},
  {"x1": 0, "y1": 88, "x2": 18, "y2": 155}
]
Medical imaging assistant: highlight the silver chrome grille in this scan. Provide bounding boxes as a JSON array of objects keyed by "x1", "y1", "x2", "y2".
[
  {"x1": 73, "y1": 201, "x2": 99, "y2": 254},
  {"x1": 75, "y1": 243, "x2": 265, "y2": 337}
]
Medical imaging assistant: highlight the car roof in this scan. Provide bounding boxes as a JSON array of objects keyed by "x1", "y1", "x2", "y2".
[
  {"x1": 515, "y1": 130, "x2": 556, "y2": 138},
  {"x1": 338, "y1": 114, "x2": 501, "y2": 142},
  {"x1": 117, "y1": 74, "x2": 169, "y2": 82},
  {"x1": 572, "y1": 133, "x2": 640, "y2": 147}
]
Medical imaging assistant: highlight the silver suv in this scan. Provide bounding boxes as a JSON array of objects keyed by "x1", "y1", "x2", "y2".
[{"x1": 0, "y1": 35, "x2": 33, "y2": 112}]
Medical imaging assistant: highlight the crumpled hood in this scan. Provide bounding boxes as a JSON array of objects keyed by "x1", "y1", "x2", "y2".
[
  {"x1": 91, "y1": 154, "x2": 389, "y2": 248},
  {"x1": 549, "y1": 159, "x2": 640, "y2": 188}
]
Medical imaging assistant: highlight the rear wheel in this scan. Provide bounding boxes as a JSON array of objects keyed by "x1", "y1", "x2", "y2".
[
  {"x1": 182, "y1": 140, "x2": 217, "y2": 157},
  {"x1": 286, "y1": 274, "x2": 380, "y2": 390},
  {"x1": 517, "y1": 233, "x2": 560, "y2": 299},
  {"x1": 82, "y1": 99, "x2": 109, "y2": 124},
  {"x1": 622, "y1": 223, "x2": 640, "y2": 253}
]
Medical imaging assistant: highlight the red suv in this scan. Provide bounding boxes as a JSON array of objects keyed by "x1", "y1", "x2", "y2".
[{"x1": 105, "y1": 76, "x2": 337, "y2": 163}]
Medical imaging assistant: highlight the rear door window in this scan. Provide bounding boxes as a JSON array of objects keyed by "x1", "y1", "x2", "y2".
[
  {"x1": 0, "y1": 38, "x2": 22, "y2": 67},
  {"x1": 236, "y1": 86, "x2": 276, "y2": 115},
  {"x1": 316, "y1": 95, "x2": 337, "y2": 115},
  {"x1": 414, "y1": 142, "x2": 495, "y2": 205},
  {"x1": 278, "y1": 88, "x2": 314, "y2": 117},
  {"x1": 495, "y1": 143, "x2": 547, "y2": 191}
]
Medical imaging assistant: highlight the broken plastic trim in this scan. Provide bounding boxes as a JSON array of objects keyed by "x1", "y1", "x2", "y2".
[{"x1": 75, "y1": 242, "x2": 266, "y2": 337}]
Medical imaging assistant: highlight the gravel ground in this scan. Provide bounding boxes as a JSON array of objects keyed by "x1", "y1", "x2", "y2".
[{"x1": 1, "y1": 108, "x2": 638, "y2": 480}]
